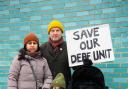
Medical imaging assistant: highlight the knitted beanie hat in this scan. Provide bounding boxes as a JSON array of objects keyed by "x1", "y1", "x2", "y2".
[
  {"x1": 24, "y1": 32, "x2": 39, "y2": 45},
  {"x1": 51, "y1": 73, "x2": 66, "y2": 89},
  {"x1": 48, "y1": 20, "x2": 64, "y2": 34}
]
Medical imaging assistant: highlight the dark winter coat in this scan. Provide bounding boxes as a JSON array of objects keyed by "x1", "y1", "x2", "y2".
[
  {"x1": 40, "y1": 41, "x2": 71, "y2": 87},
  {"x1": 8, "y1": 53, "x2": 53, "y2": 89}
]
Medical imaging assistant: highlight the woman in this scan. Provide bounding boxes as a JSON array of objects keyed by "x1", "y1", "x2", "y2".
[{"x1": 8, "y1": 32, "x2": 52, "y2": 89}]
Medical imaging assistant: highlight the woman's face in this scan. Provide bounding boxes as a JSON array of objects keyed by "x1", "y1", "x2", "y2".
[
  {"x1": 26, "y1": 41, "x2": 38, "y2": 53},
  {"x1": 49, "y1": 27, "x2": 63, "y2": 42}
]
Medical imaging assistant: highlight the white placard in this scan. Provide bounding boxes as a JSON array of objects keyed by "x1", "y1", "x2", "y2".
[{"x1": 66, "y1": 24, "x2": 115, "y2": 67}]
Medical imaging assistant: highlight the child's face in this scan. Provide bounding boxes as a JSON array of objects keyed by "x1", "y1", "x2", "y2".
[
  {"x1": 26, "y1": 41, "x2": 38, "y2": 53},
  {"x1": 53, "y1": 87, "x2": 61, "y2": 89}
]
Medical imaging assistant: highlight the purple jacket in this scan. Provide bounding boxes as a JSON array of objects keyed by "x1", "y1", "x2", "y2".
[{"x1": 8, "y1": 55, "x2": 53, "y2": 89}]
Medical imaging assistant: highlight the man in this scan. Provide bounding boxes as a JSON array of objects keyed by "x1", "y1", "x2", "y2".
[{"x1": 40, "y1": 20, "x2": 71, "y2": 88}]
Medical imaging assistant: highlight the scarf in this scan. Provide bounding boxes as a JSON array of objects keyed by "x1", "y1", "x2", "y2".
[
  {"x1": 48, "y1": 37, "x2": 64, "y2": 54},
  {"x1": 27, "y1": 51, "x2": 41, "y2": 59}
]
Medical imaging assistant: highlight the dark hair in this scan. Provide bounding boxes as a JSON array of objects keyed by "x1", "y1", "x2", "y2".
[
  {"x1": 18, "y1": 48, "x2": 26, "y2": 60},
  {"x1": 24, "y1": 43, "x2": 40, "y2": 52}
]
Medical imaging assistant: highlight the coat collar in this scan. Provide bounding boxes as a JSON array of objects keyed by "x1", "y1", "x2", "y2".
[{"x1": 47, "y1": 42, "x2": 65, "y2": 58}]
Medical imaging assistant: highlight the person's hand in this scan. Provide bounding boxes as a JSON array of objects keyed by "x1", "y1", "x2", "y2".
[{"x1": 83, "y1": 58, "x2": 93, "y2": 66}]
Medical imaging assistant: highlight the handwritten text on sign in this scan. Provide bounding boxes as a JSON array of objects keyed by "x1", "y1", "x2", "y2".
[{"x1": 66, "y1": 24, "x2": 114, "y2": 67}]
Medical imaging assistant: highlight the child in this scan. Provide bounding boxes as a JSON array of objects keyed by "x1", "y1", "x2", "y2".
[
  {"x1": 8, "y1": 32, "x2": 53, "y2": 89},
  {"x1": 51, "y1": 73, "x2": 66, "y2": 89}
]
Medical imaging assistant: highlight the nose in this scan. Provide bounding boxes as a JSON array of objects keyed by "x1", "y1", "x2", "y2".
[
  {"x1": 53, "y1": 31, "x2": 58, "y2": 34},
  {"x1": 53, "y1": 31, "x2": 58, "y2": 35},
  {"x1": 30, "y1": 43, "x2": 35, "y2": 46}
]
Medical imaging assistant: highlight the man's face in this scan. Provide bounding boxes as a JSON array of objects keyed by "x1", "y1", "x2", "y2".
[{"x1": 49, "y1": 27, "x2": 63, "y2": 42}]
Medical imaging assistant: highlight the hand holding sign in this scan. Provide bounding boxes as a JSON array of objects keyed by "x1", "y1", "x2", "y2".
[{"x1": 66, "y1": 24, "x2": 115, "y2": 67}]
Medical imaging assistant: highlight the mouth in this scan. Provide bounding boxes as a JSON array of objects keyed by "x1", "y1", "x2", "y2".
[
  {"x1": 53, "y1": 34, "x2": 58, "y2": 37},
  {"x1": 31, "y1": 48, "x2": 35, "y2": 50}
]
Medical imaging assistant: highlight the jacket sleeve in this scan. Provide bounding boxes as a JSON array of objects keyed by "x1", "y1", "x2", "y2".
[
  {"x1": 8, "y1": 55, "x2": 21, "y2": 89},
  {"x1": 42, "y1": 58, "x2": 53, "y2": 89}
]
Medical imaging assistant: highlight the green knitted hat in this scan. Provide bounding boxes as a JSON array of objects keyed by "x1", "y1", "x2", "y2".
[{"x1": 51, "y1": 73, "x2": 66, "y2": 89}]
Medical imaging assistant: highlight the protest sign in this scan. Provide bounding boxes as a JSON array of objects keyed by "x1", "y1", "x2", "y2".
[{"x1": 66, "y1": 24, "x2": 115, "y2": 67}]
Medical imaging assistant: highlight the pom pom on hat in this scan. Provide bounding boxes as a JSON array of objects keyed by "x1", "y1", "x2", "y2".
[
  {"x1": 48, "y1": 20, "x2": 64, "y2": 34},
  {"x1": 51, "y1": 73, "x2": 66, "y2": 89},
  {"x1": 24, "y1": 32, "x2": 39, "y2": 45}
]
